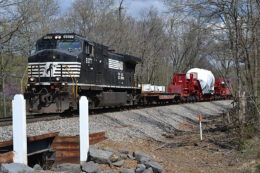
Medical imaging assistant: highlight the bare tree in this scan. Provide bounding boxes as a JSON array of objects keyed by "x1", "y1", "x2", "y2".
[
  {"x1": 165, "y1": 0, "x2": 260, "y2": 132},
  {"x1": 0, "y1": 0, "x2": 59, "y2": 117},
  {"x1": 133, "y1": 8, "x2": 168, "y2": 84}
]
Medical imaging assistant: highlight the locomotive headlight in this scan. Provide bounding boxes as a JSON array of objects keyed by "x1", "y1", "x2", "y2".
[
  {"x1": 55, "y1": 77, "x2": 60, "y2": 82},
  {"x1": 29, "y1": 77, "x2": 35, "y2": 82},
  {"x1": 54, "y1": 35, "x2": 62, "y2": 39}
]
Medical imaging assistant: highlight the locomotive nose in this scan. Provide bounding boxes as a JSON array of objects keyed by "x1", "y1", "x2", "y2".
[{"x1": 28, "y1": 49, "x2": 78, "y2": 62}]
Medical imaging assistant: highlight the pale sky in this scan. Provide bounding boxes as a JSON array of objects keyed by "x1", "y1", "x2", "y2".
[
  {"x1": 121, "y1": 0, "x2": 167, "y2": 18},
  {"x1": 58, "y1": 0, "x2": 167, "y2": 19}
]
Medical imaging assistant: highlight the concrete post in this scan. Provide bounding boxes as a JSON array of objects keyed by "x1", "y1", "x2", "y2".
[
  {"x1": 79, "y1": 96, "x2": 89, "y2": 164},
  {"x1": 12, "y1": 94, "x2": 27, "y2": 164}
]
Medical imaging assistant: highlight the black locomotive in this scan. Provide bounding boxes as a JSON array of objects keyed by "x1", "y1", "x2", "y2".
[{"x1": 25, "y1": 33, "x2": 141, "y2": 113}]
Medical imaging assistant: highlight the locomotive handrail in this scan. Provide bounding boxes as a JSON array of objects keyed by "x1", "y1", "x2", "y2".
[
  {"x1": 64, "y1": 65, "x2": 78, "y2": 99},
  {"x1": 20, "y1": 66, "x2": 28, "y2": 93}
]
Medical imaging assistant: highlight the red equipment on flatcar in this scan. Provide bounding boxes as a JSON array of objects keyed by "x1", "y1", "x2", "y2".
[
  {"x1": 168, "y1": 73, "x2": 202, "y2": 102},
  {"x1": 168, "y1": 73, "x2": 232, "y2": 102},
  {"x1": 214, "y1": 78, "x2": 232, "y2": 99}
]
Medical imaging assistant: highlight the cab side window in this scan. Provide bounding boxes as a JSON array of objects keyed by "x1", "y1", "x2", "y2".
[{"x1": 85, "y1": 42, "x2": 94, "y2": 57}]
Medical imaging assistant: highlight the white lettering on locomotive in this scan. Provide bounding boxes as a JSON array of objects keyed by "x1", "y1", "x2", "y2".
[{"x1": 117, "y1": 72, "x2": 124, "y2": 80}]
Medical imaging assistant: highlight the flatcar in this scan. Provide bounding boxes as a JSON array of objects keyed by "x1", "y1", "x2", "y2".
[{"x1": 25, "y1": 33, "x2": 141, "y2": 113}]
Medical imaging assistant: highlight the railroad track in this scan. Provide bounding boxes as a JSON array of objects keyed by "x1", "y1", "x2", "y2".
[
  {"x1": 0, "y1": 113, "x2": 66, "y2": 127},
  {"x1": 0, "y1": 99, "x2": 233, "y2": 126},
  {"x1": 0, "y1": 103, "x2": 175, "y2": 126},
  {"x1": 0, "y1": 106, "x2": 152, "y2": 126}
]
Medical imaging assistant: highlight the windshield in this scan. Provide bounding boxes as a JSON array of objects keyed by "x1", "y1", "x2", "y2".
[
  {"x1": 36, "y1": 40, "x2": 82, "y2": 52},
  {"x1": 57, "y1": 41, "x2": 81, "y2": 51},
  {"x1": 37, "y1": 40, "x2": 56, "y2": 50}
]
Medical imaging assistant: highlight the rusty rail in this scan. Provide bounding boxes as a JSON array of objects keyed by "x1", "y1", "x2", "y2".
[
  {"x1": 0, "y1": 132, "x2": 106, "y2": 164},
  {"x1": 0, "y1": 132, "x2": 59, "y2": 148},
  {"x1": 0, "y1": 152, "x2": 14, "y2": 163},
  {"x1": 51, "y1": 131, "x2": 106, "y2": 164}
]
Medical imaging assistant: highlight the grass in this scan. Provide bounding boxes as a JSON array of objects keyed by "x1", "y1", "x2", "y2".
[
  {"x1": 238, "y1": 136, "x2": 260, "y2": 173},
  {"x1": 239, "y1": 137, "x2": 260, "y2": 158}
]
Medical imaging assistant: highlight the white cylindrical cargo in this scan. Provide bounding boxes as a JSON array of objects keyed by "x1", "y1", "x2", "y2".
[{"x1": 186, "y1": 68, "x2": 215, "y2": 94}]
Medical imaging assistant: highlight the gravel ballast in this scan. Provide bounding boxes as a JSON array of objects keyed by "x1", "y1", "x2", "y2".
[{"x1": 0, "y1": 100, "x2": 233, "y2": 142}]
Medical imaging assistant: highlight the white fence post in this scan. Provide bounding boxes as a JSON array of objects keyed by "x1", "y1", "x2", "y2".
[
  {"x1": 79, "y1": 96, "x2": 89, "y2": 164},
  {"x1": 198, "y1": 113, "x2": 203, "y2": 141},
  {"x1": 12, "y1": 94, "x2": 27, "y2": 165}
]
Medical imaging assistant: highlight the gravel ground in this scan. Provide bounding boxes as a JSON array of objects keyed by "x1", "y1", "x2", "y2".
[{"x1": 0, "y1": 100, "x2": 233, "y2": 142}]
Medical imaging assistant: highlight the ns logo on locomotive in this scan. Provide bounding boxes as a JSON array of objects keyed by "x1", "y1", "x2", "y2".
[{"x1": 25, "y1": 33, "x2": 141, "y2": 113}]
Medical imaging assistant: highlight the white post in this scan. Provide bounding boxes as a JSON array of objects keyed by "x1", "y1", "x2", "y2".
[
  {"x1": 79, "y1": 96, "x2": 89, "y2": 164},
  {"x1": 198, "y1": 113, "x2": 203, "y2": 141},
  {"x1": 12, "y1": 94, "x2": 27, "y2": 164},
  {"x1": 199, "y1": 121, "x2": 203, "y2": 141}
]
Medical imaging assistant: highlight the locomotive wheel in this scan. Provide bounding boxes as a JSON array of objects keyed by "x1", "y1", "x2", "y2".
[{"x1": 61, "y1": 107, "x2": 74, "y2": 117}]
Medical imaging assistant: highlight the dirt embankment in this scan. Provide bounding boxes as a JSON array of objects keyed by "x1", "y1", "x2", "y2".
[
  {"x1": 96, "y1": 111, "x2": 243, "y2": 173},
  {"x1": 86, "y1": 100, "x2": 252, "y2": 173}
]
